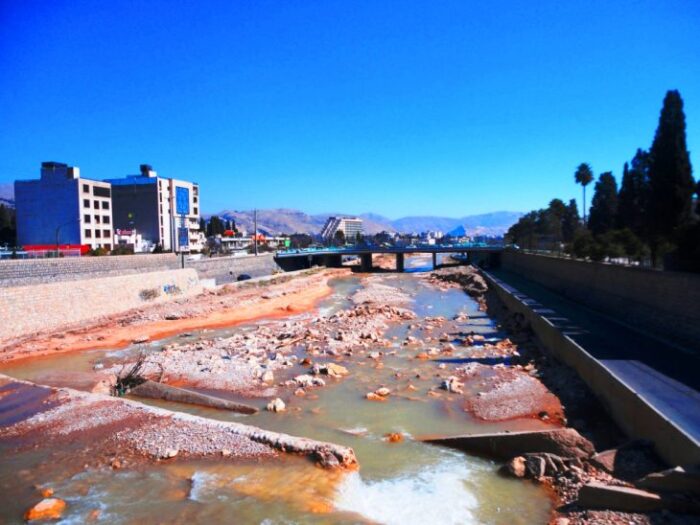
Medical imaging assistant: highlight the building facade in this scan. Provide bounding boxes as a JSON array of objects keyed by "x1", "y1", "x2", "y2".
[
  {"x1": 107, "y1": 165, "x2": 203, "y2": 252},
  {"x1": 320, "y1": 216, "x2": 364, "y2": 242},
  {"x1": 15, "y1": 162, "x2": 114, "y2": 250}
]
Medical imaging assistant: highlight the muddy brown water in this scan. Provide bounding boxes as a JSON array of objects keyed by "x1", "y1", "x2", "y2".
[{"x1": 0, "y1": 258, "x2": 553, "y2": 524}]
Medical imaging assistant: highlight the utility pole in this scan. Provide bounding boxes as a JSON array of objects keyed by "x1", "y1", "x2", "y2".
[{"x1": 253, "y1": 209, "x2": 258, "y2": 256}]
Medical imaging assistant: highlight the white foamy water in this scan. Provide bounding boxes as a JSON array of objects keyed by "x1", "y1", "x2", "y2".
[{"x1": 334, "y1": 459, "x2": 478, "y2": 525}]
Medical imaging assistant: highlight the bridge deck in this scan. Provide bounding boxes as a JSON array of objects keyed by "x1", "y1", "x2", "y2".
[{"x1": 275, "y1": 246, "x2": 503, "y2": 258}]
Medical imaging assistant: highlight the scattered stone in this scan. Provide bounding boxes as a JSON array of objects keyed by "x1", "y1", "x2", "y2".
[
  {"x1": 293, "y1": 374, "x2": 325, "y2": 388},
  {"x1": 162, "y1": 448, "x2": 179, "y2": 459},
  {"x1": 261, "y1": 370, "x2": 274, "y2": 383},
  {"x1": 132, "y1": 336, "x2": 150, "y2": 344},
  {"x1": 384, "y1": 432, "x2": 404, "y2": 443},
  {"x1": 375, "y1": 387, "x2": 391, "y2": 397},
  {"x1": 266, "y1": 398, "x2": 286, "y2": 412},
  {"x1": 25, "y1": 498, "x2": 67, "y2": 521},
  {"x1": 441, "y1": 376, "x2": 464, "y2": 394}
]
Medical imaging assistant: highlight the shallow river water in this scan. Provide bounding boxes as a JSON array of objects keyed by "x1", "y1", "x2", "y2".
[{"x1": 0, "y1": 260, "x2": 552, "y2": 524}]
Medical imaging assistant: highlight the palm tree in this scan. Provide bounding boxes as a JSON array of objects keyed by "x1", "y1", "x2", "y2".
[{"x1": 574, "y1": 163, "x2": 594, "y2": 225}]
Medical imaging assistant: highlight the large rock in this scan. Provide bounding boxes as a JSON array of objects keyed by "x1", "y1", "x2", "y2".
[
  {"x1": 130, "y1": 380, "x2": 258, "y2": 414},
  {"x1": 423, "y1": 428, "x2": 594, "y2": 459},
  {"x1": 25, "y1": 498, "x2": 67, "y2": 521}
]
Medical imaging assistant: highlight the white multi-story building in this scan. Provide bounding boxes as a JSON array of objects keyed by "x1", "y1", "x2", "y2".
[{"x1": 320, "y1": 216, "x2": 364, "y2": 242}]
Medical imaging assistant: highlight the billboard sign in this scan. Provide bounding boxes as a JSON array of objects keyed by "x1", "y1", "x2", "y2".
[
  {"x1": 178, "y1": 227, "x2": 189, "y2": 249},
  {"x1": 175, "y1": 187, "x2": 190, "y2": 215}
]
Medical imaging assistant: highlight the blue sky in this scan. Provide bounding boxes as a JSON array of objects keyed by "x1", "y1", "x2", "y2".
[{"x1": 1, "y1": 0, "x2": 698, "y2": 218}]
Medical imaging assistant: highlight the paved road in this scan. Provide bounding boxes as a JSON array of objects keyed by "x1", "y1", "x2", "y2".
[{"x1": 489, "y1": 269, "x2": 700, "y2": 443}]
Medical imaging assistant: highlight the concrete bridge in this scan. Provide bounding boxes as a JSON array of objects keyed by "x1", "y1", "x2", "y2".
[{"x1": 274, "y1": 244, "x2": 504, "y2": 272}]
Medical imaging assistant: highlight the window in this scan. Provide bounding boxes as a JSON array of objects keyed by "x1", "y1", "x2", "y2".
[
  {"x1": 83, "y1": 184, "x2": 90, "y2": 193},
  {"x1": 193, "y1": 207, "x2": 198, "y2": 215},
  {"x1": 94, "y1": 200, "x2": 99, "y2": 209},
  {"x1": 94, "y1": 215, "x2": 101, "y2": 223},
  {"x1": 193, "y1": 196, "x2": 198, "y2": 203},
  {"x1": 96, "y1": 230, "x2": 101, "y2": 238},
  {"x1": 93, "y1": 186, "x2": 111, "y2": 198},
  {"x1": 103, "y1": 216, "x2": 110, "y2": 224},
  {"x1": 103, "y1": 229, "x2": 110, "y2": 238},
  {"x1": 101, "y1": 201, "x2": 109, "y2": 210},
  {"x1": 84, "y1": 214, "x2": 91, "y2": 223},
  {"x1": 84, "y1": 229, "x2": 92, "y2": 238},
  {"x1": 104, "y1": 244, "x2": 111, "y2": 250},
  {"x1": 83, "y1": 199, "x2": 90, "y2": 208}
]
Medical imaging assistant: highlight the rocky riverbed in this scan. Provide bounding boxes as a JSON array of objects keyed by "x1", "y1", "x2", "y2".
[{"x1": 1, "y1": 262, "x2": 696, "y2": 524}]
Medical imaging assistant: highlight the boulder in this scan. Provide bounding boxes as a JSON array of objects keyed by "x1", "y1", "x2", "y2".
[
  {"x1": 25, "y1": 498, "x2": 67, "y2": 521},
  {"x1": 375, "y1": 387, "x2": 391, "y2": 397},
  {"x1": 422, "y1": 428, "x2": 594, "y2": 459},
  {"x1": 504, "y1": 456, "x2": 527, "y2": 478},
  {"x1": 266, "y1": 398, "x2": 286, "y2": 412}
]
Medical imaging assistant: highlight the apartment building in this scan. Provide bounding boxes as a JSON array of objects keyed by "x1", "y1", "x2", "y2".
[
  {"x1": 320, "y1": 216, "x2": 364, "y2": 242},
  {"x1": 15, "y1": 162, "x2": 114, "y2": 250},
  {"x1": 108, "y1": 165, "x2": 203, "y2": 252}
]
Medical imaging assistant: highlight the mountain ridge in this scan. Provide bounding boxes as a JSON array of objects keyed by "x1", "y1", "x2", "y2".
[{"x1": 211, "y1": 208, "x2": 522, "y2": 237}]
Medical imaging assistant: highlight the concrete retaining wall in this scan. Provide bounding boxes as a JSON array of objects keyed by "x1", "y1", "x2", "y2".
[
  {"x1": 188, "y1": 253, "x2": 281, "y2": 284},
  {"x1": 0, "y1": 269, "x2": 202, "y2": 342},
  {"x1": 501, "y1": 251, "x2": 700, "y2": 353},
  {"x1": 0, "y1": 254, "x2": 179, "y2": 287},
  {"x1": 483, "y1": 270, "x2": 700, "y2": 466}
]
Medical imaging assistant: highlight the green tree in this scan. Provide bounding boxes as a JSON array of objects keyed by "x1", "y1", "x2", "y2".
[
  {"x1": 206, "y1": 216, "x2": 225, "y2": 236},
  {"x1": 562, "y1": 199, "x2": 581, "y2": 243},
  {"x1": 617, "y1": 149, "x2": 650, "y2": 236},
  {"x1": 333, "y1": 230, "x2": 346, "y2": 246},
  {"x1": 647, "y1": 90, "x2": 695, "y2": 245},
  {"x1": 574, "y1": 163, "x2": 594, "y2": 224},
  {"x1": 588, "y1": 172, "x2": 618, "y2": 236},
  {"x1": 199, "y1": 217, "x2": 206, "y2": 233}
]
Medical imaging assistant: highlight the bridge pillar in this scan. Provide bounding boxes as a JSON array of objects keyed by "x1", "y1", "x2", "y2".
[
  {"x1": 432, "y1": 252, "x2": 437, "y2": 270},
  {"x1": 324, "y1": 254, "x2": 343, "y2": 268},
  {"x1": 360, "y1": 253, "x2": 373, "y2": 272},
  {"x1": 396, "y1": 253, "x2": 405, "y2": 272}
]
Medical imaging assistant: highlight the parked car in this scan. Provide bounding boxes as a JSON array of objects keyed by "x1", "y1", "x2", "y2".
[{"x1": 237, "y1": 274, "x2": 252, "y2": 281}]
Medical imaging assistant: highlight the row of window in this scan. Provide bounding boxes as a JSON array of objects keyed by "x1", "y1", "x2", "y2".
[
  {"x1": 84, "y1": 214, "x2": 110, "y2": 225},
  {"x1": 84, "y1": 229, "x2": 112, "y2": 239},
  {"x1": 83, "y1": 199, "x2": 110, "y2": 210},
  {"x1": 82, "y1": 184, "x2": 111, "y2": 198}
]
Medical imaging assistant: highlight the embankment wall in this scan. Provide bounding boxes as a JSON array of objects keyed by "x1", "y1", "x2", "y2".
[
  {"x1": 501, "y1": 251, "x2": 700, "y2": 352},
  {"x1": 188, "y1": 253, "x2": 280, "y2": 284},
  {"x1": 0, "y1": 269, "x2": 201, "y2": 342},
  {"x1": 0, "y1": 254, "x2": 180, "y2": 287},
  {"x1": 483, "y1": 270, "x2": 700, "y2": 466}
]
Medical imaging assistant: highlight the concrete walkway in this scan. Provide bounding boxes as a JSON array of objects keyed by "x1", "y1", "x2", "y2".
[{"x1": 489, "y1": 269, "x2": 700, "y2": 444}]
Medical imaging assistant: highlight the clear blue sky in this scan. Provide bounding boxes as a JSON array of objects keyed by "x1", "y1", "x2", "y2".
[{"x1": 1, "y1": 0, "x2": 698, "y2": 218}]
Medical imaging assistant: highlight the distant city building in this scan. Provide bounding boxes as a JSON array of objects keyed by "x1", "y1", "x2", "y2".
[
  {"x1": 107, "y1": 165, "x2": 203, "y2": 252},
  {"x1": 320, "y1": 216, "x2": 364, "y2": 242},
  {"x1": 15, "y1": 162, "x2": 114, "y2": 250},
  {"x1": 114, "y1": 228, "x2": 151, "y2": 253}
]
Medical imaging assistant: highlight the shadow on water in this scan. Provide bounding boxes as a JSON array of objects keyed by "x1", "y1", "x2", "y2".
[{"x1": 433, "y1": 356, "x2": 513, "y2": 366}]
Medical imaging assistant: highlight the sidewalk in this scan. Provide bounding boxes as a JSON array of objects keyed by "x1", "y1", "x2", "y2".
[{"x1": 488, "y1": 269, "x2": 700, "y2": 444}]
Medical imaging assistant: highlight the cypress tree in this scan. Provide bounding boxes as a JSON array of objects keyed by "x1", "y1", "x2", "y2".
[
  {"x1": 647, "y1": 90, "x2": 694, "y2": 241},
  {"x1": 588, "y1": 172, "x2": 618, "y2": 236},
  {"x1": 617, "y1": 149, "x2": 650, "y2": 236}
]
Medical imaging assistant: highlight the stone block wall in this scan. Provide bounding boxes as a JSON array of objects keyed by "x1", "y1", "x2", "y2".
[
  {"x1": 0, "y1": 254, "x2": 179, "y2": 287},
  {"x1": 501, "y1": 251, "x2": 700, "y2": 352},
  {"x1": 0, "y1": 269, "x2": 201, "y2": 342}
]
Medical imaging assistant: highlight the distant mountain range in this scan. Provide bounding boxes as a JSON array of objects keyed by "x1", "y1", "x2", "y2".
[{"x1": 211, "y1": 208, "x2": 523, "y2": 237}]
